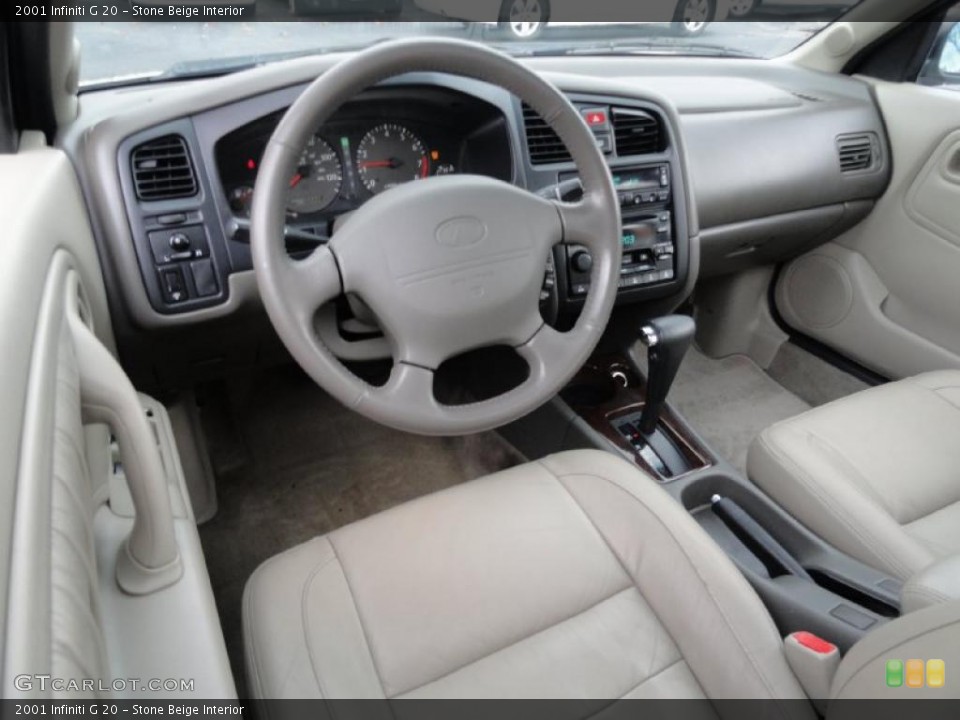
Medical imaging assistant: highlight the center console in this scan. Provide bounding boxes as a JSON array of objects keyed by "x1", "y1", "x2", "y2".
[
  {"x1": 504, "y1": 324, "x2": 907, "y2": 655},
  {"x1": 552, "y1": 347, "x2": 905, "y2": 652},
  {"x1": 557, "y1": 162, "x2": 681, "y2": 305}
]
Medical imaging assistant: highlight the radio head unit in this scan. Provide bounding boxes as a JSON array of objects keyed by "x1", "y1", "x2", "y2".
[{"x1": 561, "y1": 163, "x2": 670, "y2": 212}]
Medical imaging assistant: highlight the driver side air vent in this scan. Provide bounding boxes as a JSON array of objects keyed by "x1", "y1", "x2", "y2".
[
  {"x1": 612, "y1": 107, "x2": 664, "y2": 157},
  {"x1": 837, "y1": 133, "x2": 880, "y2": 174},
  {"x1": 522, "y1": 103, "x2": 572, "y2": 165},
  {"x1": 131, "y1": 134, "x2": 198, "y2": 201}
]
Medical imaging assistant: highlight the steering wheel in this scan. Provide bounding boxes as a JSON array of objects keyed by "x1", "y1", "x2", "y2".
[{"x1": 251, "y1": 38, "x2": 621, "y2": 436}]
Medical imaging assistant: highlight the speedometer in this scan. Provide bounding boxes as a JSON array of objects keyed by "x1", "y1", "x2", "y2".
[
  {"x1": 356, "y1": 124, "x2": 429, "y2": 195},
  {"x1": 287, "y1": 136, "x2": 343, "y2": 214}
]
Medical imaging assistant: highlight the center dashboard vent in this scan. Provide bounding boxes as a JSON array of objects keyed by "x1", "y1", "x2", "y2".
[
  {"x1": 612, "y1": 107, "x2": 664, "y2": 157},
  {"x1": 523, "y1": 103, "x2": 667, "y2": 165},
  {"x1": 522, "y1": 103, "x2": 572, "y2": 165},
  {"x1": 837, "y1": 133, "x2": 880, "y2": 174},
  {"x1": 131, "y1": 134, "x2": 198, "y2": 201}
]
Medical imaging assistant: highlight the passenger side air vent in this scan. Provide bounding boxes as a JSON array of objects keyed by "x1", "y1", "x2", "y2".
[
  {"x1": 837, "y1": 133, "x2": 879, "y2": 174},
  {"x1": 612, "y1": 107, "x2": 664, "y2": 157},
  {"x1": 131, "y1": 135, "x2": 198, "y2": 201},
  {"x1": 522, "y1": 103, "x2": 572, "y2": 165}
]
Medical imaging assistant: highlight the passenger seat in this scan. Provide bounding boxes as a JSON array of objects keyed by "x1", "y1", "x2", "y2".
[{"x1": 748, "y1": 371, "x2": 960, "y2": 582}]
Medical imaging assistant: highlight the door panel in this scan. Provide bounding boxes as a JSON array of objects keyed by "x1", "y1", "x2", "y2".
[
  {"x1": 777, "y1": 80, "x2": 960, "y2": 379},
  {"x1": 0, "y1": 138, "x2": 235, "y2": 697},
  {"x1": 0, "y1": 138, "x2": 116, "y2": 668},
  {"x1": 905, "y1": 130, "x2": 960, "y2": 248}
]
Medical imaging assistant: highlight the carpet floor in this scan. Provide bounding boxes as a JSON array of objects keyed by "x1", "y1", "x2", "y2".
[{"x1": 649, "y1": 347, "x2": 811, "y2": 473}]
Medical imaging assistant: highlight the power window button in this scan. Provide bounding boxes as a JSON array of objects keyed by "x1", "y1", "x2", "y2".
[
  {"x1": 190, "y1": 259, "x2": 219, "y2": 298},
  {"x1": 160, "y1": 269, "x2": 186, "y2": 304}
]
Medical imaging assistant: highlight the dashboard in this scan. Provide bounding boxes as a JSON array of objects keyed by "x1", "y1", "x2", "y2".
[{"x1": 64, "y1": 52, "x2": 891, "y2": 389}]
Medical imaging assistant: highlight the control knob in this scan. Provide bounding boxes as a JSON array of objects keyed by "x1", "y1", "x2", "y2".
[
  {"x1": 168, "y1": 232, "x2": 191, "y2": 252},
  {"x1": 572, "y1": 251, "x2": 593, "y2": 273}
]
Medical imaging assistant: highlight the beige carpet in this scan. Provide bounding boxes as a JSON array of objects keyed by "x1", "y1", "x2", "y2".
[
  {"x1": 767, "y1": 341, "x2": 872, "y2": 408},
  {"x1": 637, "y1": 347, "x2": 812, "y2": 474},
  {"x1": 197, "y1": 365, "x2": 525, "y2": 696}
]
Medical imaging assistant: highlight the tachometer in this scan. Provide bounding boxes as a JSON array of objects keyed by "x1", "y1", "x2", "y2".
[
  {"x1": 356, "y1": 124, "x2": 429, "y2": 195},
  {"x1": 287, "y1": 136, "x2": 343, "y2": 214}
]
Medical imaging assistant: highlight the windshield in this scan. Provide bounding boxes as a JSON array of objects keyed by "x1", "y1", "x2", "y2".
[{"x1": 77, "y1": 11, "x2": 856, "y2": 88}]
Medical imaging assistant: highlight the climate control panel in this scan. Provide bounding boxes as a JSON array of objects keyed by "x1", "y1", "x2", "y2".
[{"x1": 567, "y1": 212, "x2": 675, "y2": 298}]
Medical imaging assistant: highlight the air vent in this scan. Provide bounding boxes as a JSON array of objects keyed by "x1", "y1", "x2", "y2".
[
  {"x1": 131, "y1": 135, "x2": 198, "y2": 201},
  {"x1": 522, "y1": 104, "x2": 572, "y2": 165},
  {"x1": 837, "y1": 133, "x2": 879, "y2": 174},
  {"x1": 612, "y1": 107, "x2": 664, "y2": 157}
]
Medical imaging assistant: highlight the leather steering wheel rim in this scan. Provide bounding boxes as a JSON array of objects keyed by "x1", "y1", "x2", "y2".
[{"x1": 251, "y1": 38, "x2": 622, "y2": 436}]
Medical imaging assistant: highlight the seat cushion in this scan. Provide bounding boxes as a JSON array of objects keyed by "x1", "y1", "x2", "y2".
[
  {"x1": 748, "y1": 371, "x2": 960, "y2": 581},
  {"x1": 243, "y1": 449, "x2": 809, "y2": 704}
]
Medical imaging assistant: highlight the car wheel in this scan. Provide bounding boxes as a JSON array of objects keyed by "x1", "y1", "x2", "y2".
[
  {"x1": 671, "y1": 0, "x2": 715, "y2": 36},
  {"x1": 497, "y1": 0, "x2": 550, "y2": 40},
  {"x1": 727, "y1": 0, "x2": 756, "y2": 17}
]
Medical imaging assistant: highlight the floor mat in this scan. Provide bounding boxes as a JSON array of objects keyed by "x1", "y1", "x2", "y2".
[
  {"x1": 767, "y1": 341, "x2": 872, "y2": 408},
  {"x1": 197, "y1": 365, "x2": 525, "y2": 696},
  {"x1": 663, "y1": 348, "x2": 811, "y2": 473}
]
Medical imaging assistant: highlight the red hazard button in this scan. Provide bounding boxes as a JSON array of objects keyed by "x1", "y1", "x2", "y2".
[{"x1": 581, "y1": 107, "x2": 610, "y2": 131}]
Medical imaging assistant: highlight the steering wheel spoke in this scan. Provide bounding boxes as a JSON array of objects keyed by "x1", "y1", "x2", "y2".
[
  {"x1": 554, "y1": 194, "x2": 610, "y2": 252},
  {"x1": 516, "y1": 323, "x2": 571, "y2": 384},
  {"x1": 279, "y1": 246, "x2": 343, "y2": 320},
  {"x1": 372, "y1": 362, "x2": 437, "y2": 411}
]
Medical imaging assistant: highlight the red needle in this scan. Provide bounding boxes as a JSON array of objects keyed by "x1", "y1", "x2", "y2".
[
  {"x1": 360, "y1": 160, "x2": 393, "y2": 169},
  {"x1": 289, "y1": 174, "x2": 302, "y2": 188}
]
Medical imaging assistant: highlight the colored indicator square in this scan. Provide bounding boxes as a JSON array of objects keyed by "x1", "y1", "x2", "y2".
[
  {"x1": 927, "y1": 660, "x2": 945, "y2": 689},
  {"x1": 886, "y1": 660, "x2": 904, "y2": 687},
  {"x1": 906, "y1": 659, "x2": 925, "y2": 688}
]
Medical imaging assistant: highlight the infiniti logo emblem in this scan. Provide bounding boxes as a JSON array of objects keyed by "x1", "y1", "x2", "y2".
[{"x1": 435, "y1": 217, "x2": 487, "y2": 248}]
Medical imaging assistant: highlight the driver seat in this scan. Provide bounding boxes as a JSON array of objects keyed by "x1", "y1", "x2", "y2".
[{"x1": 243, "y1": 450, "x2": 811, "y2": 702}]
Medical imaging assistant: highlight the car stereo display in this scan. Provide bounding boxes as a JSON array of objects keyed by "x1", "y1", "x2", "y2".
[{"x1": 611, "y1": 166, "x2": 663, "y2": 192}]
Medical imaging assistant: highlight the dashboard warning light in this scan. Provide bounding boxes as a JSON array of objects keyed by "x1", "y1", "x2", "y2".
[
  {"x1": 246, "y1": 159, "x2": 256, "y2": 171},
  {"x1": 431, "y1": 150, "x2": 440, "y2": 161}
]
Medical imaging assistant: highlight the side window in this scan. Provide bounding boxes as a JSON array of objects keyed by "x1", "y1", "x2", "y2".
[{"x1": 919, "y1": 10, "x2": 960, "y2": 89}]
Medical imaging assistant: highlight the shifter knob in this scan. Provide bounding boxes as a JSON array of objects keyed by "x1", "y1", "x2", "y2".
[{"x1": 638, "y1": 315, "x2": 696, "y2": 436}]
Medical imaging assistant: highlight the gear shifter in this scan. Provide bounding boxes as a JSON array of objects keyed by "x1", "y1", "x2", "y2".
[
  {"x1": 617, "y1": 315, "x2": 696, "y2": 479},
  {"x1": 638, "y1": 315, "x2": 696, "y2": 436}
]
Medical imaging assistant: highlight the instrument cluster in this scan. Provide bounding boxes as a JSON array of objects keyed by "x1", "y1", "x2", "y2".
[{"x1": 215, "y1": 90, "x2": 512, "y2": 231}]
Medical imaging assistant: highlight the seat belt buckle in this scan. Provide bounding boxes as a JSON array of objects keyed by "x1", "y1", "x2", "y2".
[{"x1": 784, "y1": 631, "x2": 841, "y2": 711}]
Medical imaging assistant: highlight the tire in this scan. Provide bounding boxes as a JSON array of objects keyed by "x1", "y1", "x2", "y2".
[
  {"x1": 727, "y1": 0, "x2": 756, "y2": 17},
  {"x1": 497, "y1": 0, "x2": 550, "y2": 41},
  {"x1": 671, "y1": 0, "x2": 715, "y2": 36}
]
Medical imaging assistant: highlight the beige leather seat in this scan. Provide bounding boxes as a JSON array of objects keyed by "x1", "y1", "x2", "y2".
[
  {"x1": 749, "y1": 371, "x2": 960, "y2": 581},
  {"x1": 243, "y1": 450, "x2": 810, "y2": 702}
]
